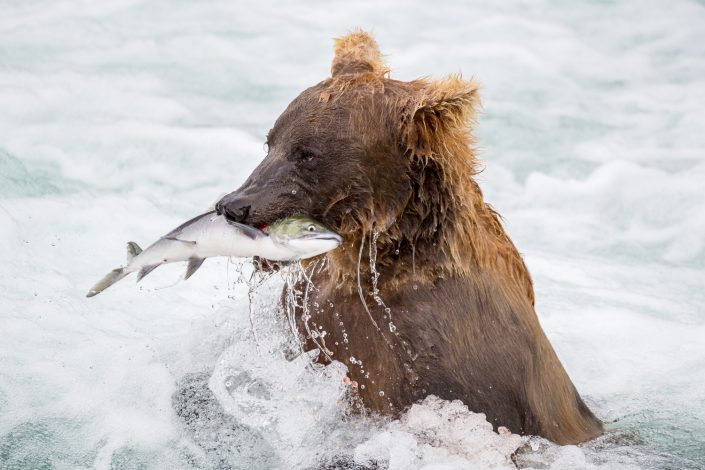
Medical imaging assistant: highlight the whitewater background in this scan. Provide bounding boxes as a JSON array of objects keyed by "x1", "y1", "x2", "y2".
[{"x1": 1, "y1": 0, "x2": 704, "y2": 469}]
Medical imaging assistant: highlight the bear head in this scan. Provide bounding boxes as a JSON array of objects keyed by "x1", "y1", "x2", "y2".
[
  {"x1": 214, "y1": 31, "x2": 529, "y2": 292},
  {"x1": 217, "y1": 31, "x2": 479, "y2": 229}
]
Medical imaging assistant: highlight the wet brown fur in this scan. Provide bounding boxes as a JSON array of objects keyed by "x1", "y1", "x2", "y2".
[{"x1": 216, "y1": 30, "x2": 603, "y2": 445}]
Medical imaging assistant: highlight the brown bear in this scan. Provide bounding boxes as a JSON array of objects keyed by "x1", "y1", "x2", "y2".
[{"x1": 215, "y1": 31, "x2": 603, "y2": 445}]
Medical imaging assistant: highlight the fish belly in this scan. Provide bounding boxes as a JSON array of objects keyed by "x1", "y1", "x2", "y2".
[
  {"x1": 194, "y1": 235, "x2": 263, "y2": 259},
  {"x1": 128, "y1": 240, "x2": 195, "y2": 271}
]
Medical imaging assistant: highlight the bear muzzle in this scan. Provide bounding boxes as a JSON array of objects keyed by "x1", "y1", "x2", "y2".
[
  {"x1": 215, "y1": 187, "x2": 300, "y2": 229},
  {"x1": 215, "y1": 193, "x2": 251, "y2": 224}
]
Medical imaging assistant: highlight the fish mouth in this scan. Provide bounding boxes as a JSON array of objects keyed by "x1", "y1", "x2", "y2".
[{"x1": 304, "y1": 233, "x2": 343, "y2": 244}]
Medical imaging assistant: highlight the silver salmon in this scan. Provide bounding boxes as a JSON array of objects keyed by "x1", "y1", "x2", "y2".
[{"x1": 86, "y1": 212, "x2": 341, "y2": 297}]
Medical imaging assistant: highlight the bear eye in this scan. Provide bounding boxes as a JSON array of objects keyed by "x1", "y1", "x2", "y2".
[
  {"x1": 289, "y1": 147, "x2": 317, "y2": 163},
  {"x1": 307, "y1": 224, "x2": 316, "y2": 232}
]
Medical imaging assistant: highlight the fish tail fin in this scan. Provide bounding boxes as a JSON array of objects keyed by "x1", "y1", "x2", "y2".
[
  {"x1": 126, "y1": 241, "x2": 142, "y2": 263},
  {"x1": 86, "y1": 268, "x2": 129, "y2": 297}
]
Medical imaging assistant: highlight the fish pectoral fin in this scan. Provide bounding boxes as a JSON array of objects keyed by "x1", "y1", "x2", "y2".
[
  {"x1": 184, "y1": 257, "x2": 206, "y2": 280},
  {"x1": 126, "y1": 241, "x2": 142, "y2": 263},
  {"x1": 163, "y1": 236, "x2": 197, "y2": 245},
  {"x1": 136, "y1": 264, "x2": 160, "y2": 282}
]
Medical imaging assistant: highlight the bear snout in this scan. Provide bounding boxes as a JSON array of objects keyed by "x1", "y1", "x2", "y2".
[{"x1": 215, "y1": 193, "x2": 251, "y2": 223}]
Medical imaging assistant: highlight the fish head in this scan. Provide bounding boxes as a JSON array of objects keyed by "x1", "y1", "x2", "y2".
[{"x1": 269, "y1": 215, "x2": 343, "y2": 258}]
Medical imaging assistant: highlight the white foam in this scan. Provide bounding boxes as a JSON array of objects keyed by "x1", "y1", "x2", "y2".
[{"x1": 353, "y1": 397, "x2": 523, "y2": 469}]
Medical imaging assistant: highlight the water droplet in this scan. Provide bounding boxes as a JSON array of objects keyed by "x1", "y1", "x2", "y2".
[
  {"x1": 291, "y1": 189, "x2": 297, "y2": 194},
  {"x1": 384, "y1": 307, "x2": 391, "y2": 314},
  {"x1": 412, "y1": 284, "x2": 418, "y2": 290},
  {"x1": 378, "y1": 391, "x2": 385, "y2": 397},
  {"x1": 394, "y1": 249, "x2": 400, "y2": 255},
  {"x1": 360, "y1": 384, "x2": 366, "y2": 389}
]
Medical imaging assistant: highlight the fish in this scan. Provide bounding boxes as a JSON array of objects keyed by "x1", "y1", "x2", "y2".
[{"x1": 86, "y1": 212, "x2": 342, "y2": 297}]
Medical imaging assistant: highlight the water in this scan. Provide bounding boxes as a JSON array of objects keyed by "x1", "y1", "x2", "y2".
[{"x1": 1, "y1": 0, "x2": 704, "y2": 468}]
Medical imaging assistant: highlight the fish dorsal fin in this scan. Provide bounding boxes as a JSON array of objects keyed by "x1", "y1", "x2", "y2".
[
  {"x1": 184, "y1": 257, "x2": 206, "y2": 280},
  {"x1": 163, "y1": 236, "x2": 197, "y2": 245},
  {"x1": 136, "y1": 264, "x2": 160, "y2": 282},
  {"x1": 126, "y1": 242, "x2": 142, "y2": 263}
]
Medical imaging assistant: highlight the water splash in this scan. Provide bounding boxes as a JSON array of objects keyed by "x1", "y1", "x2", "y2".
[
  {"x1": 244, "y1": 266, "x2": 277, "y2": 354},
  {"x1": 282, "y1": 261, "x2": 334, "y2": 361}
]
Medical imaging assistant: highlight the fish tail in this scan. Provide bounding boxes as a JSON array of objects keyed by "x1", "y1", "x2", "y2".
[{"x1": 86, "y1": 267, "x2": 129, "y2": 297}]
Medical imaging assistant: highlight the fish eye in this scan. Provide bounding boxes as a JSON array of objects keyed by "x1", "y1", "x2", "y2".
[{"x1": 307, "y1": 224, "x2": 316, "y2": 232}]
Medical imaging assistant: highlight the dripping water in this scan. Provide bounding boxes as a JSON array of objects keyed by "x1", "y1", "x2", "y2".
[
  {"x1": 411, "y1": 242, "x2": 417, "y2": 279},
  {"x1": 368, "y1": 230, "x2": 397, "y2": 335},
  {"x1": 356, "y1": 232, "x2": 381, "y2": 332},
  {"x1": 369, "y1": 230, "x2": 381, "y2": 299}
]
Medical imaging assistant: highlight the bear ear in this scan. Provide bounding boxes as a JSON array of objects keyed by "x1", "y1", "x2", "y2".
[
  {"x1": 402, "y1": 76, "x2": 481, "y2": 158},
  {"x1": 331, "y1": 30, "x2": 389, "y2": 77}
]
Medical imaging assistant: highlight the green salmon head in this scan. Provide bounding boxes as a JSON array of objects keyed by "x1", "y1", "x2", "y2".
[{"x1": 269, "y1": 215, "x2": 342, "y2": 258}]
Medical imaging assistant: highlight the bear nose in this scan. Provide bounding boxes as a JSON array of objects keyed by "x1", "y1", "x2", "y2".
[
  {"x1": 215, "y1": 196, "x2": 251, "y2": 223},
  {"x1": 226, "y1": 205, "x2": 250, "y2": 223}
]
